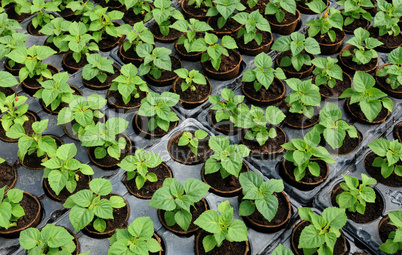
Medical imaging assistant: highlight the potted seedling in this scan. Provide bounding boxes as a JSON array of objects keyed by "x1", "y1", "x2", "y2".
[
  {"x1": 81, "y1": 117, "x2": 131, "y2": 169},
  {"x1": 85, "y1": 6, "x2": 125, "y2": 51},
  {"x1": 0, "y1": 32, "x2": 28, "y2": 66},
  {"x1": 137, "y1": 44, "x2": 182, "y2": 86},
  {"x1": 39, "y1": 17, "x2": 71, "y2": 54},
  {"x1": 313, "y1": 103, "x2": 361, "y2": 155},
  {"x1": 264, "y1": 0, "x2": 300, "y2": 35},
  {"x1": 337, "y1": 0, "x2": 373, "y2": 33},
  {"x1": 339, "y1": 27, "x2": 383, "y2": 73},
  {"x1": 206, "y1": 0, "x2": 246, "y2": 35},
  {"x1": 241, "y1": 0, "x2": 268, "y2": 13},
  {"x1": 0, "y1": 70, "x2": 18, "y2": 96},
  {"x1": 149, "y1": 178, "x2": 210, "y2": 235},
  {"x1": 98, "y1": 0, "x2": 124, "y2": 11},
  {"x1": 271, "y1": 32, "x2": 321, "y2": 78},
  {"x1": 34, "y1": 72, "x2": 82, "y2": 114},
  {"x1": 42, "y1": 143, "x2": 94, "y2": 202},
  {"x1": 296, "y1": 0, "x2": 328, "y2": 14},
  {"x1": 136, "y1": 92, "x2": 180, "y2": 137},
  {"x1": 4, "y1": 0, "x2": 32, "y2": 22},
  {"x1": 173, "y1": 68, "x2": 211, "y2": 107},
  {"x1": 340, "y1": 71, "x2": 393, "y2": 124},
  {"x1": 365, "y1": 138, "x2": 402, "y2": 187},
  {"x1": 306, "y1": 6, "x2": 345, "y2": 54},
  {"x1": 168, "y1": 129, "x2": 210, "y2": 164},
  {"x1": 312, "y1": 57, "x2": 352, "y2": 98},
  {"x1": 171, "y1": 18, "x2": 212, "y2": 61},
  {"x1": 236, "y1": 105, "x2": 287, "y2": 157},
  {"x1": 281, "y1": 78, "x2": 321, "y2": 128},
  {"x1": 376, "y1": 47, "x2": 402, "y2": 98},
  {"x1": 239, "y1": 172, "x2": 291, "y2": 232},
  {"x1": 208, "y1": 88, "x2": 245, "y2": 134},
  {"x1": 63, "y1": 178, "x2": 128, "y2": 237},
  {"x1": 333, "y1": 174, "x2": 383, "y2": 224},
  {"x1": 200, "y1": 33, "x2": 242, "y2": 80},
  {"x1": 57, "y1": 0, "x2": 83, "y2": 20},
  {"x1": 120, "y1": 0, "x2": 154, "y2": 25},
  {"x1": 0, "y1": 157, "x2": 17, "y2": 192},
  {"x1": 281, "y1": 129, "x2": 335, "y2": 190},
  {"x1": 371, "y1": 0, "x2": 402, "y2": 52},
  {"x1": 232, "y1": 10, "x2": 273, "y2": 55},
  {"x1": 202, "y1": 135, "x2": 250, "y2": 196},
  {"x1": 119, "y1": 149, "x2": 172, "y2": 199},
  {"x1": 379, "y1": 210, "x2": 402, "y2": 254},
  {"x1": 57, "y1": 95, "x2": 107, "y2": 140},
  {"x1": 241, "y1": 52, "x2": 286, "y2": 105},
  {"x1": 0, "y1": 93, "x2": 38, "y2": 143},
  {"x1": 150, "y1": 0, "x2": 184, "y2": 42},
  {"x1": 62, "y1": 21, "x2": 99, "y2": 73},
  {"x1": 291, "y1": 207, "x2": 348, "y2": 255},
  {"x1": 27, "y1": 0, "x2": 60, "y2": 36},
  {"x1": 194, "y1": 200, "x2": 249, "y2": 254},
  {"x1": 82, "y1": 53, "x2": 120, "y2": 90},
  {"x1": 116, "y1": 22, "x2": 155, "y2": 65},
  {"x1": 0, "y1": 187, "x2": 42, "y2": 238},
  {"x1": 6, "y1": 45, "x2": 58, "y2": 95},
  {"x1": 0, "y1": 12, "x2": 22, "y2": 37},
  {"x1": 109, "y1": 217, "x2": 163, "y2": 255},
  {"x1": 6, "y1": 119, "x2": 61, "y2": 170},
  {"x1": 181, "y1": 0, "x2": 212, "y2": 20},
  {"x1": 65, "y1": 0, "x2": 96, "y2": 23},
  {"x1": 108, "y1": 63, "x2": 149, "y2": 109}
]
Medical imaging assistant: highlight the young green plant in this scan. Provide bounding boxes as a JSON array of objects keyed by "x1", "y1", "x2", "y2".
[
  {"x1": 116, "y1": 21, "x2": 155, "y2": 52},
  {"x1": 312, "y1": 57, "x2": 343, "y2": 88},
  {"x1": 233, "y1": 10, "x2": 271, "y2": 45},
  {"x1": 178, "y1": 130, "x2": 209, "y2": 155},
  {"x1": 368, "y1": 139, "x2": 402, "y2": 178},
  {"x1": 285, "y1": 78, "x2": 321, "y2": 119},
  {"x1": 137, "y1": 44, "x2": 172, "y2": 79},
  {"x1": 208, "y1": 88, "x2": 245, "y2": 123},
  {"x1": 121, "y1": 0, "x2": 153, "y2": 23},
  {"x1": 39, "y1": 17, "x2": 71, "y2": 53},
  {"x1": 377, "y1": 47, "x2": 402, "y2": 90},
  {"x1": 174, "y1": 68, "x2": 207, "y2": 92},
  {"x1": 264, "y1": 0, "x2": 297, "y2": 23},
  {"x1": 201, "y1": 33, "x2": 238, "y2": 71},
  {"x1": 206, "y1": 0, "x2": 246, "y2": 28},
  {"x1": 0, "y1": 187, "x2": 25, "y2": 229},
  {"x1": 337, "y1": 0, "x2": 373, "y2": 26},
  {"x1": 30, "y1": 0, "x2": 60, "y2": 30},
  {"x1": 171, "y1": 18, "x2": 212, "y2": 54},
  {"x1": 380, "y1": 210, "x2": 402, "y2": 254},
  {"x1": 151, "y1": 0, "x2": 184, "y2": 36},
  {"x1": 82, "y1": 53, "x2": 115, "y2": 84},
  {"x1": 86, "y1": 6, "x2": 124, "y2": 42},
  {"x1": 306, "y1": 5, "x2": 343, "y2": 42},
  {"x1": 373, "y1": 0, "x2": 402, "y2": 37}
]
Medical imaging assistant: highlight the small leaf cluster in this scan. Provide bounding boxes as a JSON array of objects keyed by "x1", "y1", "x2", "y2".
[
  {"x1": 30, "y1": 0, "x2": 60, "y2": 29},
  {"x1": 152, "y1": 0, "x2": 184, "y2": 36},
  {"x1": 0, "y1": 13, "x2": 22, "y2": 37},
  {"x1": 174, "y1": 68, "x2": 207, "y2": 92},
  {"x1": 137, "y1": 44, "x2": 172, "y2": 79},
  {"x1": 380, "y1": 210, "x2": 402, "y2": 254},
  {"x1": 172, "y1": 18, "x2": 212, "y2": 53},
  {"x1": 209, "y1": 88, "x2": 245, "y2": 123},
  {"x1": 117, "y1": 21, "x2": 155, "y2": 52},
  {"x1": 201, "y1": 33, "x2": 238, "y2": 71},
  {"x1": 306, "y1": 6, "x2": 343, "y2": 42},
  {"x1": 272, "y1": 244, "x2": 294, "y2": 255},
  {"x1": 0, "y1": 187, "x2": 25, "y2": 229},
  {"x1": 239, "y1": 172, "x2": 284, "y2": 221},
  {"x1": 340, "y1": 71, "x2": 393, "y2": 122},
  {"x1": 194, "y1": 200, "x2": 248, "y2": 252},
  {"x1": 86, "y1": 6, "x2": 124, "y2": 41},
  {"x1": 0, "y1": 93, "x2": 29, "y2": 133},
  {"x1": 369, "y1": 139, "x2": 402, "y2": 179},
  {"x1": 119, "y1": 149, "x2": 163, "y2": 190},
  {"x1": 188, "y1": 0, "x2": 213, "y2": 9},
  {"x1": 149, "y1": 178, "x2": 210, "y2": 231},
  {"x1": 264, "y1": 0, "x2": 297, "y2": 23},
  {"x1": 312, "y1": 57, "x2": 343, "y2": 88},
  {"x1": 206, "y1": 0, "x2": 246, "y2": 28},
  {"x1": 0, "y1": 32, "x2": 28, "y2": 59},
  {"x1": 39, "y1": 17, "x2": 71, "y2": 53},
  {"x1": 121, "y1": 0, "x2": 153, "y2": 22},
  {"x1": 233, "y1": 10, "x2": 271, "y2": 45},
  {"x1": 336, "y1": 174, "x2": 377, "y2": 214},
  {"x1": 64, "y1": 178, "x2": 126, "y2": 232},
  {"x1": 377, "y1": 47, "x2": 402, "y2": 89},
  {"x1": 285, "y1": 78, "x2": 321, "y2": 119},
  {"x1": 82, "y1": 53, "x2": 115, "y2": 83},
  {"x1": 205, "y1": 135, "x2": 250, "y2": 178},
  {"x1": 178, "y1": 130, "x2": 209, "y2": 155},
  {"x1": 373, "y1": 0, "x2": 402, "y2": 36},
  {"x1": 337, "y1": 0, "x2": 373, "y2": 26}
]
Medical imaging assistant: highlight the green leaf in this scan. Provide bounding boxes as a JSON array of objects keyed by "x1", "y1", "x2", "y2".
[
  {"x1": 89, "y1": 179, "x2": 113, "y2": 196},
  {"x1": 194, "y1": 210, "x2": 220, "y2": 233}
]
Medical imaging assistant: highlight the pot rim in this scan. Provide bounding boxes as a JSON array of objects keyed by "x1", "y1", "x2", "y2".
[
  {"x1": 326, "y1": 129, "x2": 362, "y2": 156},
  {"x1": 194, "y1": 230, "x2": 250, "y2": 255},
  {"x1": 201, "y1": 49, "x2": 243, "y2": 76},
  {"x1": 376, "y1": 63, "x2": 402, "y2": 97},
  {"x1": 43, "y1": 172, "x2": 91, "y2": 203},
  {"x1": 180, "y1": 0, "x2": 208, "y2": 19},
  {"x1": 82, "y1": 65, "x2": 121, "y2": 90},
  {"x1": 296, "y1": 0, "x2": 328, "y2": 13},
  {"x1": 208, "y1": 107, "x2": 242, "y2": 134},
  {"x1": 282, "y1": 159, "x2": 329, "y2": 187},
  {"x1": 314, "y1": 71, "x2": 352, "y2": 99},
  {"x1": 172, "y1": 76, "x2": 211, "y2": 106},
  {"x1": 241, "y1": 76, "x2": 285, "y2": 104},
  {"x1": 1, "y1": 162, "x2": 17, "y2": 192},
  {"x1": 275, "y1": 50, "x2": 315, "y2": 76},
  {"x1": 22, "y1": 64, "x2": 60, "y2": 90},
  {"x1": 174, "y1": 40, "x2": 204, "y2": 59},
  {"x1": 378, "y1": 215, "x2": 391, "y2": 243},
  {"x1": 145, "y1": 55, "x2": 182, "y2": 86},
  {"x1": 241, "y1": 124, "x2": 287, "y2": 156},
  {"x1": 206, "y1": 16, "x2": 243, "y2": 35},
  {"x1": 339, "y1": 45, "x2": 379, "y2": 73},
  {"x1": 134, "y1": 113, "x2": 179, "y2": 138},
  {"x1": 280, "y1": 101, "x2": 320, "y2": 129},
  {"x1": 345, "y1": 98, "x2": 389, "y2": 124},
  {"x1": 167, "y1": 131, "x2": 210, "y2": 165},
  {"x1": 267, "y1": 9, "x2": 301, "y2": 27},
  {"x1": 62, "y1": 113, "x2": 106, "y2": 141},
  {"x1": 40, "y1": 85, "x2": 82, "y2": 115},
  {"x1": 106, "y1": 89, "x2": 147, "y2": 110}
]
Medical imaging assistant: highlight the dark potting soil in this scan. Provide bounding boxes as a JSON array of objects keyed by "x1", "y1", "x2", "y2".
[
  {"x1": 98, "y1": 34, "x2": 122, "y2": 50},
  {"x1": 0, "y1": 111, "x2": 36, "y2": 142},
  {"x1": 242, "y1": 79, "x2": 284, "y2": 102},
  {"x1": 58, "y1": 7, "x2": 76, "y2": 19},
  {"x1": 28, "y1": 22, "x2": 43, "y2": 36},
  {"x1": 0, "y1": 163, "x2": 15, "y2": 189},
  {"x1": 22, "y1": 135, "x2": 63, "y2": 169},
  {"x1": 317, "y1": 74, "x2": 352, "y2": 98},
  {"x1": 108, "y1": 89, "x2": 146, "y2": 108},
  {"x1": 394, "y1": 122, "x2": 402, "y2": 142},
  {"x1": 369, "y1": 27, "x2": 402, "y2": 49},
  {"x1": 136, "y1": 115, "x2": 177, "y2": 136},
  {"x1": 203, "y1": 163, "x2": 247, "y2": 192},
  {"x1": 123, "y1": 7, "x2": 150, "y2": 25},
  {"x1": 364, "y1": 152, "x2": 402, "y2": 187},
  {"x1": 150, "y1": 56, "x2": 181, "y2": 81},
  {"x1": 5, "y1": 59, "x2": 25, "y2": 73},
  {"x1": 174, "y1": 79, "x2": 210, "y2": 103},
  {"x1": 331, "y1": 184, "x2": 384, "y2": 224},
  {"x1": 150, "y1": 20, "x2": 182, "y2": 41},
  {"x1": 377, "y1": 73, "x2": 402, "y2": 92},
  {"x1": 340, "y1": 47, "x2": 377, "y2": 72},
  {"x1": 182, "y1": 0, "x2": 209, "y2": 17},
  {"x1": 277, "y1": 50, "x2": 312, "y2": 73},
  {"x1": 245, "y1": 192, "x2": 289, "y2": 226},
  {"x1": 196, "y1": 231, "x2": 248, "y2": 255},
  {"x1": 88, "y1": 134, "x2": 130, "y2": 167},
  {"x1": 347, "y1": 101, "x2": 388, "y2": 123},
  {"x1": 84, "y1": 66, "x2": 120, "y2": 89},
  {"x1": 99, "y1": 0, "x2": 123, "y2": 8},
  {"x1": 343, "y1": 16, "x2": 368, "y2": 32},
  {"x1": 210, "y1": 110, "x2": 239, "y2": 133},
  {"x1": 124, "y1": 163, "x2": 171, "y2": 198},
  {"x1": 23, "y1": 65, "x2": 58, "y2": 89},
  {"x1": 160, "y1": 199, "x2": 207, "y2": 233},
  {"x1": 169, "y1": 131, "x2": 211, "y2": 164},
  {"x1": 203, "y1": 51, "x2": 240, "y2": 73},
  {"x1": 321, "y1": 132, "x2": 360, "y2": 155},
  {"x1": 241, "y1": 0, "x2": 267, "y2": 13},
  {"x1": 44, "y1": 172, "x2": 90, "y2": 202},
  {"x1": 313, "y1": 28, "x2": 344, "y2": 45},
  {"x1": 0, "y1": 193, "x2": 40, "y2": 232},
  {"x1": 292, "y1": 221, "x2": 346, "y2": 255},
  {"x1": 379, "y1": 217, "x2": 402, "y2": 255},
  {"x1": 242, "y1": 125, "x2": 286, "y2": 155},
  {"x1": 237, "y1": 30, "x2": 272, "y2": 49},
  {"x1": 284, "y1": 159, "x2": 327, "y2": 183},
  {"x1": 279, "y1": 101, "x2": 319, "y2": 128},
  {"x1": 6, "y1": 7, "x2": 31, "y2": 22},
  {"x1": 45, "y1": 39, "x2": 62, "y2": 54},
  {"x1": 120, "y1": 45, "x2": 141, "y2": 60},
  {"x1": 0, "y1": 87, "x2": 15, "y2": 97},
  {"x1": 265, "y1": 10, "x2": 298, "y2": 25},
  {"x1": 64, "y1": 52, "x2": 88, "y2": 70},
  {"x1": 208, "y1": 16, "x2": 241, "y2": 33},
  {"x1": 85, "y1": 194, "x2": 128, "y2": 233}
]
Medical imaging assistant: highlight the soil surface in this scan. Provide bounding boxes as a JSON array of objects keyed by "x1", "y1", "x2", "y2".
[
  {"x1": 242, "y1": 125, "x2": 286, "y2": 155},
  {"x1": 119, "y1": 45, "x2": 141, "y2": 61},
  {"x1": 150, "y1": 19, "x2": 182, "y2": 41},
  {"x1": 279, "y1": 101, "x2": 320, "y2": 128},
  {"x1": 0, "y1": 162, "x2": 15, "y2": 189},
  {"x1": 343, "y1": 16, "x2": 368, "y2": 32},
  {"x1": 83, "y1": 66, "x2": 120, "y2": 89},
  {"x1": 23, "y1": 65, "x2": 58, "y2": 89},
  {"x1": 313, "y1": 28, "x2": 344, "y2": 45},
  {"x1": 203, "y1": 50, "x2": 240, "y2": 73},
  {"x1": 169, "y1": 131, "x2": 211, "y2": 164},
  {"x1": 28, "y1": 22, "x2": 44, "y2": 36},
  {"x1": 123, "y1": 163, "x2": 172, "y2": 198},
  {"x1": 241, "y1": 0, "x2": 267, "y2": 12},
  {"x1": 346, "y1": 100, "x2": 388, "y2": 123},
  {"x1": 394, "y1": 122, "x2": 402, "y2": 142},
  {"x1": 369, "y1": 27, "x2": 402, "y2": 49},
  {"x1": 340, "y1": 46, "x2": 377, "y2": 72},
  {"x1": 174, "y1": 79, "x2": 210, "y2": 103},
  {"x1": 64, "y1": 53, "x2": 88, "y2": 72},
  {"x1": 149, "y1": 56, "x2": 181, "y2": 81},
  {"x1": 176, "y1": 33, "x2": 204, "y2": 55},
  {"x1": 208, "y1": 16, "x2": 241, "y2": 34},
  {"x1": 44, "y1": 172, "x2": 90, "y2": 202},
  {"x1": 331, "y1": 184, "x2": 384, "y2": 224},
  {"x1": 195, "y1": 231, "x2": 248, "y2": 255},
  {"x1": 210, "y1": 110, "x2": 240, "y2": 134},
  {"x1": 0, "y1": 111, "x2": 36, "y2": 142},
  {"x1": 136, "y1": 114, "x2": 177, "y2": 136},
  {"x1": 88, "y1": 134, "x2": 130, "y2": 167},
  {"x1": 364, "y1": 152, "x2": 402, "y2": 187},
  {"x1": 182, "y1": 0, "x2": 209, "y2": 17},
  {"x1": 108, "y1": 89, "x2": 146, "y2": 108},
  {"x1": 6, "y1": 7, "x2": 31, "y2": 22},
  {"x1": 98, "y1": 34, "x2": 122, "y2": 50},
  {"x1": 203, "y1": 163, "x2": 247, "y2": 192},
  {"x1": 236, "y1": 30, "x2": 272, "y2": 49},
  {"x1": 242, "y1": 78, "x2": 284, "y2": 102},
  {"x1": 317, "y1": 73, "x2": 352, "y2": 98},
  {"x1": 22, "y1": 135, "x2": 62, "y2": 169},
  {"x1": 379, "y1": 217, "x2": 402, "y2": 255},
  {"x1": 265, "y1": 10, "x2": 298, "y2": 25},
  {"x1": 321, "y1": 132, "x2": 361, "y2": 155},
  {"x1": 123, "y1": 7, "x2": 151, "y2": 25}
]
